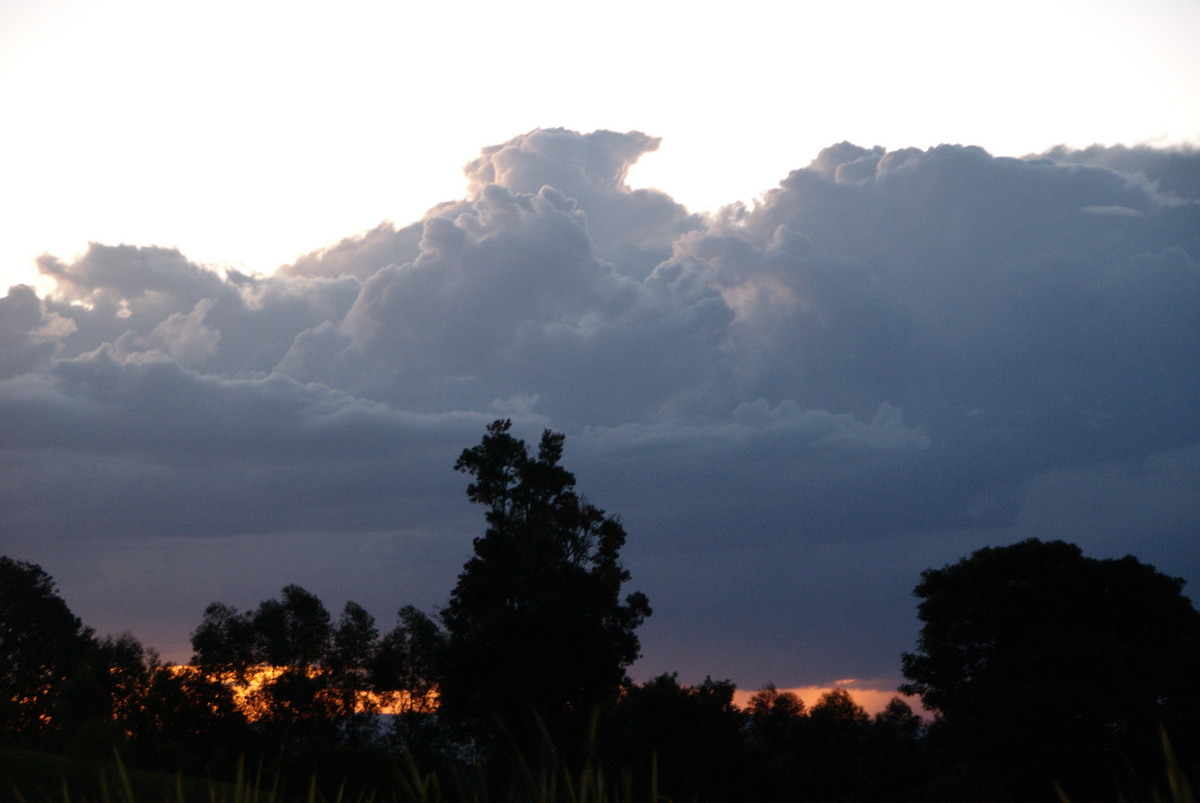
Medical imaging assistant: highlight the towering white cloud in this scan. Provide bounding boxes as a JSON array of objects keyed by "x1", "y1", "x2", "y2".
[{"x1": 1, "y1": 129, "x2": 1196, "y2": 686}]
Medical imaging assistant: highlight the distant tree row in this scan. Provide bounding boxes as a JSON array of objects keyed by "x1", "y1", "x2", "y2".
[{"x1": 3, "y1": 420, "x2": 1199, "y2": 801}]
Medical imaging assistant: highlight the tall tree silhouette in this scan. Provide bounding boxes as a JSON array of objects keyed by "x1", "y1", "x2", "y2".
[{"x1": 439, "y1": 419, "x2": 651, "y2": 750}]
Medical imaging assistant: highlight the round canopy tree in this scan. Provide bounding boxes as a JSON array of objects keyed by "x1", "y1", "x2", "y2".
[
  {"x1": 900, "y1": 539, "x2": 1200, "y2": 798},
  {"x1": 439, "y1": 419, "x2": 651, "y2": 748}
]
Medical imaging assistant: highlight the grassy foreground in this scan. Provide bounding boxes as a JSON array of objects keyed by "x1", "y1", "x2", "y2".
[
  {"x1": 1, "y1": 746, "x2": 654, "y2": 803},
  {"x1": 1, "y1": 747, "x2": 253, "y2": 803},
  {"x1": 5, "y1": 735, "x2": 1196, "y2": 803}
]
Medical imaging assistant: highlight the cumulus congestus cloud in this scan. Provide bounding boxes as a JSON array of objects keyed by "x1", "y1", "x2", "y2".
[{"x1": 1, "y1": 128, "x2": 1197, "y2": 685}]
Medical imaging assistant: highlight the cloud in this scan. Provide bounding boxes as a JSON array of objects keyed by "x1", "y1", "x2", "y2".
[
  {"x1": 462, "y1": 128, "x2": 702, "y2": 277},
  {"x1": 726, "y1": 144, "x2": 1200, "y2": 447},
  {"x1": 2, "y1": 129, "x2": 1198, "y2": 689},
  {"x1": 1037, "y1": 143, "x2": 1200, "y2": 201},
  {"x1": 280, "y1": 181, "x2": 725, "y2": 423},
  {"x1": 277, "y1": 128, "x2": 702, "y2": 284},
  {"x1": 34, "y1": 243, "x2": 361, "y2": 376},
  {"x1": 0, "y1": 284, "x2": 73, "y2": 378},
  {"x1": 281, "y1": 221, "x2": 425, "y2": 281}
]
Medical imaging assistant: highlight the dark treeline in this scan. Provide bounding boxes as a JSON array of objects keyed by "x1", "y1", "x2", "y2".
[{"x1": 3, "y1": 420, "x2": 1199, "y2": 802}]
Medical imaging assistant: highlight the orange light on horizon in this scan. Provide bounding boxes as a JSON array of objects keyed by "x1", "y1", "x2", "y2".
[
  {"x1": 168, "y1": 665, "x2": 437, "y2": 721},
  {"x1": 168, "y1": 666, "x2": 916, "y2": 721},
  {"x1": 732, "y1": 681, "x2": 922, "y2": 717}
]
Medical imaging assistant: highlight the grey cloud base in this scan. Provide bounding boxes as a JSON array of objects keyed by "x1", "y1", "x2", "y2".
[{"x1": 2, "y1": 129, "x2": 1197, "y2": 688}]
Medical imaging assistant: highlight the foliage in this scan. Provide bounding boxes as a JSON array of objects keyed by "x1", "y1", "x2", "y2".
[
  {"x1": 11, "y1": 466, "x2": 1200, "y2": 802},
  {"x1": 439, "y1": 420, "x2": 651, "y2": 752},
  {"x1": 603, "y1": 673, "x2": 746, "y2": 802},
  {"x1": 191, "y1": 586, "x2": 338, "y2": 737},
  {"x1": 901, "y1": 538, "x2": 1200, "y2": 800},
  {"x1": 50, "y1": 631, "x2": 252, "y2": 775},
  {"x1": 188, "y1": 583, "x2": 447, "y2": 783},
  {"x1": 0, "y1": 557, "x2": 94, "y2": 747},
  {"x1": 742, "y1": 685, "x2": 925, "y2": 802},
  {"x1": 375, "y1": 605, "x2": 446, "y2": 762},
  {"x1": 56, "y1": 633, "x2": 158, "y2": 760},
  {"x1": 375, "y1": 605, "x2": 443, "y2": 716},
  {"x1": 328, "y1": 600, "x2": 383, "y2": 744}
]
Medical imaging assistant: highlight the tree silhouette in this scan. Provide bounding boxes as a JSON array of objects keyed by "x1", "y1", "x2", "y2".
[
  {"x1": 328, "y1": 601, "x2": 381, "y2": 744},
  {"x1": 438, "y1": 419, "x2": 651, "y2": 752},
  {"x1": 901, "y1": 538, "x2": 1200, "y2": 799},
  {"x1": 0, "y1": 557, "x2": 93, "y2": 746},
  {"x1": 248, "y1": 585, "x2": 336, "y2": 730},
  {"x1": 190, "y1": 602, "x2": 259, "y2": 683},
  {"x1": 131, "y1": 662, "x2": 249, "y2": 775},
  {"x1": 606, "y1": 674, "x2": 747, "y2": 803},
  {"x1": 191, "y1": 586, "x2": 339, "y2": 737},
  {"x1": 863, "y1": 697, "x2": 927, "y2": 802},
  {"x1": 806, "y1": 689, "x2": 873, "y2": 800},
  {"x1": 55, "y1": 633, "x2": 156, "y2": 759},
  {"x1": 374, "y1": 605, "x2": 445, "y2": 758},
  {"x1": 742, "y1": 684, "x2": 810, "y2": 800}
]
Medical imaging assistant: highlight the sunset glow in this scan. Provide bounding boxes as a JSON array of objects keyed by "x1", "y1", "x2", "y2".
[
  {"x1": 731, "y1": 683, "x2": 921, "y2": 718},
  {"x1": 178, "y1": 665, "x2": 904, "y2": 720},
  {"x1": 168, "y1": 664, "x2": 438, "y2": 721}
]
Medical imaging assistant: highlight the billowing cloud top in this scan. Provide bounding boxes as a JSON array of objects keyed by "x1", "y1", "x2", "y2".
[{"x1": 3, "y1": 130, "x2": 1198, "y2": 688}]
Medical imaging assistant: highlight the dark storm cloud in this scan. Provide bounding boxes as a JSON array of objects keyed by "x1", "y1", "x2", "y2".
[
  {"x1": 1037, "y1": 142, "x2": 1200, "y2": 200},
  {"x1": 0, "y1": 347, "x2": 494, "y2": 537},
  {"x1": 2, "y1": 129, "x2": 1198, "y2": 688},
  {"x1": 711, "y1": 143, "x2": 1200, "y2": 459}
]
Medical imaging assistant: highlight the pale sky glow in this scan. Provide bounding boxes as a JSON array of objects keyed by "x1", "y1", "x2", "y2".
[{"x1": 2, "y1": 0, "x2": 1197, "y2": 291}]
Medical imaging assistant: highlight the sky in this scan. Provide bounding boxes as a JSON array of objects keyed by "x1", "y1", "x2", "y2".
[{"x1": 2, "y1": 0, "x2": 1199, "y2": 700}]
